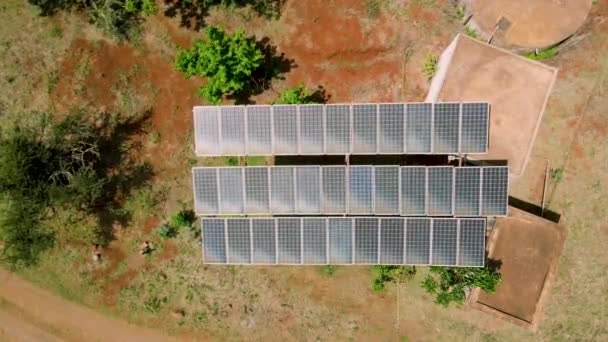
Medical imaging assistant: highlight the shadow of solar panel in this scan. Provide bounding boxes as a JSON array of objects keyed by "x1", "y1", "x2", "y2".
[
  {"x1": 354, "y1": 218, "x2": 378, "y2": 264},
  {"x1": 461, "y1": 103, "x2": 489, "y2": 153},
  {"x1": 433, "y1": 103, "x2": 459, "y2": 153},
  {"x1": 273, "y1": 105, "x2": 298, "y2": 154},
  {"x1": 245, "y1": 167, "x2": 269, "y2": 214},
  {"x1": 454, "y1": 167, "x2": 481, "y2": 216},
  {"x1": 226, "y1": 219, "x2": 250, "y2": 264},
  {"x1": 321, "y1": 166, "x2": 346, "y2": 214},
  {"x1": 220, "y1": 106, "x2": 246, "y2": 155},
  {"x1": 432, "y1": 219, "x2": 457, "y2": 266},
  {"x1": 379, "y1": 218, "x2": 404, "y2": 264},
  {"x1": 375, "y1": 166, "x2": 400, "y2": 214},
  {"x1": 348, "y1": 166, "x2": 373, "y2": 214},
  {"x1": 481, "y1": 167, "x2": 509, "y2": 216},
  {"x1": 296, "y1": 166, "x2": 321, "y2": 213},
  {"x1": 219, "y1": 168, "x2": 244, "y2": 214},
  {"x1": 328, "y1": 218, "x2": 352, "y2": 264},
  {"x1": 352, "y1": 104, "x2": 377, "y2": 153},
  {"x1": 247, "y1": 105, "x2": 272, "y2": 154},
  {"x1": 270, "y1": 167, "x2": 295, "y2": 214},
  {"x1": 194, "y1": 107, "x2": 220, "y2": 155},
  {"x1": 405, "y1": 218, "x2": 430, "y2": 265},
  {"x1": 325, "y1": 104, "x2": 350, "y2": 154},
  {"x1": 400, "y1": 167, "x2": 426, "y2": 215},
  {"x1": 277, "y1": 218, "x2": 301, "y2": 264},
  {"x1": 458, "y1": 219, "x2": 486, "y2": 267},
  {"x1": 252, "y1": 219, "x2": 276, "y2": 264},
  {"x1": 193, "y1": 168, "x2": 219, "y2": 215},
  {"x1": 299, "y1": 105, "x2": 324, "y2": 154},
  {"x1": 302, "y1": 218, "x2": 326, "y2": 264},
  {"x1": 405, "y1": 103, "x2": 432, "y2": 153},
  {"x1": 378, "y1": 104, "x2": 404, "y2": 153},
  {"x1": 202, "y1": 219, "x2": 226, "y2": 263},
  {"x1": 427, "y1": 167, "x2": 453, "y2": 216}
]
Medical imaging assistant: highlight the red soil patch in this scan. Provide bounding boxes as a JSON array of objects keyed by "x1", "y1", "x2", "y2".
[
  {"x1": 158, "y1": 240, "x2": 176, "y2": 261},
  {"x1": 91, "y1": 245, "x2": 127, "y2": 280},
  {"x1": 142, "y1": 217, "x2": 161, "y2": 234}
]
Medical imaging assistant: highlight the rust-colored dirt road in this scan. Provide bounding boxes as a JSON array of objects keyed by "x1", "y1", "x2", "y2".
[{"x1": 0, "y1": 269, "x2": 174, "y2": 342}]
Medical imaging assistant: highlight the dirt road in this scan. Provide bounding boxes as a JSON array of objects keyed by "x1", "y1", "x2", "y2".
[{"x1": 0, "y1": 268, "x2": 175, "y2": 342}]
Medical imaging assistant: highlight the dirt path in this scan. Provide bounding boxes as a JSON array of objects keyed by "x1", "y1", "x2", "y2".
[{"x1": 0, "y1": 268, "x2": 175, "y2": 342}]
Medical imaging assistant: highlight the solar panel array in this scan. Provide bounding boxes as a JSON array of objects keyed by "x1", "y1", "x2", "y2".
[
  {"x1": 201, "y1": 217, "x2": 486, "y2": 266},
  {"x1": 193, "y1": 166, "x2": 508, "y2": 217},
  {"x1": 194, "y1": 103, "x2": 489, "y2": 156}
]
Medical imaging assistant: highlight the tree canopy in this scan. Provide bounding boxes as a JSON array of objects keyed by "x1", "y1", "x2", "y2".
[
  {"x1": 422, "y1": 266, "x2": 502, "y2": 307},
  {"x1": 175, "y1": 26, "x2": 264, "y2": 104}
]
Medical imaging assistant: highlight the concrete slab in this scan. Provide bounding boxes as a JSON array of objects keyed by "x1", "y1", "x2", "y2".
[
  {"x1": 427, "y1": 35, "x2": 558, "y2": 177},
  {"x1": 468, "y1": 0, "x2": 592, "y2": 50},
  {"x1": 469, "y1": 207, "x2": 566, "y2": 330}
]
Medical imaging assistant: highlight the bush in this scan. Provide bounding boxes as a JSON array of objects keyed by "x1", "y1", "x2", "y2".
[
  {"x1": 157, "y1": 224, "x2": 177, "y2": 240},
  {"x1": 371, "y1": 265, "x2": 416, "y2": 292},
  {"x1": 273, "y1": 82, "x2": 323, "y2": 105},
  {"x1": 321, "y1": 265, "x2": 337, "y2": 276},
  {"x1": 170, "y1": 209, "x2": 196, "y2": 229},
  {"x1": 175, "y1": 26, "x2": 264, "y2": 104},
  {"x1": 421, "y1": 266, "x2": 502, "y2": 307},
  {"x1": 423, "y1": 54, "x2": 438, "y2": 81},
  {"x1": 464, "y1": 26, "x2": 479, "y2": 39}
]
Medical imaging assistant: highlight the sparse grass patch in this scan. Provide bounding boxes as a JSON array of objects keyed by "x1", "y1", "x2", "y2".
[
  {"x1": 464, "y1": 26, "x2": 479, "y2": 39},
  {"x1": 550, "y1": 167, "x2": 564, "y2": 183},
  {"x1": 527, "y1": 47, "x2": 558, "y2": 61},
  {"x1": 149, "y1": 131, "x2": 160, "y2": 144},
  {"x1": 455, "y1": 6, "x2": 465, "y2": 21},
  {"x1": 122, "y1": 185, "x2": 166, "y2": 224},
  {"x1": 245, "y1": 156, "x2": 266, "y2": 166},
  {"x1": 321, "y1": 265, "x2": 337, "y2": 276},
  {"x1": 49, "y1": 25, "x2": 63, "y2": 38},
  {"x1": 423, "y1": 54, "x2": 439, "y2": 81},
  {"x1": 47, "y1": 70, "x2": 59, "y2": 94},
  {"x1": 226, "y1": 157, "x2": 240, "y2": 166},
  {"x1": 372, "y1": 265, "x2": 416, "y2": 292},
  {"x1": 365, "y1": 0, "x2": 380, "y2": 19}
]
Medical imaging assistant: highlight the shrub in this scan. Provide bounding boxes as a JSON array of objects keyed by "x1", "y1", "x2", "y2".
[
  {"x1": 321, "y1": 265, "x2": 337, "y2": 276},
  {"x1": 170, "y1": 210, "x2": 196, "y2": 229},
  {"x1": 527, "y1": 47, "x2": 558, "y2": 61},
  {"x1": 421, "y1": 266, "x2": 502, "y2": 307},
  {"x1": 550, "y1": 167, "x2": 564, "y2": 183},
  {"x1": 157, "y1": 223, "x2": 177, "y2": 240},
  {"x1": 371, "y1": 265, "x2": 416, "y2": 292},
  {"x1": 175, "y1": 26, "x2": 264, "y2": 104},
  {"x1": 464, "y1": 26, "x2": 479, "y2": 39},
  {"x1": 423, "y1": 54, "x2": 438, "y2": 81},
  {"x1": 273, "y1": 82, "x2": 323, "y2": 104},
  {"x1": 365, "y1": 0, "x2": 380, "y2": 19}
]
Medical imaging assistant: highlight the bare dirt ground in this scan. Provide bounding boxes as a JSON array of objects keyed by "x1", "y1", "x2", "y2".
[{"x1": 0, "y1": 268, "x2": 174, "y2": 341}]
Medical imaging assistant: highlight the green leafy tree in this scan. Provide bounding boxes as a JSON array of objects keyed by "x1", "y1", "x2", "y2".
[
  {"x1": 273, "y1": 82, "x2": 321, "y2": 104},
  {"x1": 175, "y1": 26, "x2": 264, "y2": 104},
  {"x1": 421, "y1": 266, "x2": 502, "y2": 307}
]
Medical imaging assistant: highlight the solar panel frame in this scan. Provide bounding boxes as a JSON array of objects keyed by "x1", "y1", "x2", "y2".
[
  {"x1": 481, "y1": 166, "x2": 509, "y2": 216},
  {"x1": 374, "y1": 166, "x2": 400, "y2": 215},
  {"x1": 218, "y1": 168, "x2": 245, "y2": 215},
  {"x1": 432, "y1": 103, "x2": 460, "y2": 154},
  {"x1": 321, "y1": 166, "x2": 347, "y2": 214},
  {"x1": 193, "y1": 106, "x2": 220, "y2": 155},
  {"x1": 295, "y1": 166, "x2": 322, "y2": 214},
  {"x1": 299, "y1": 104, "x2": 324, "y2": 154},
  {"x1": 201, "y1": 218, "x2": 227, "y2": 264},
  {"x1": 244, "y1": 167, "x2": 270, "y2": 214},
  {"x1": 202, "y1": 217, "x2": 486, "y2": 267},
  {"x1": 405, "y1": 103, "x2": 433, "y2": 153},
  {"x1": 270, "y1": 166, "x2": 296, "y2": 214},
  {"x1": 351, "y1": 104, "x2": 378, "y2": 154},
  {"x1": 272, "y1": 105, "x2": 299, "y2": 155},
  {"x1": 220, "y1": 106, "x2": 247, "y2": 155},
  {"x1": 400, "y1": 166, "x2": 427, "y2": 215},
  {"x1": 192, "y1": 167, "x2": 219, "y2": 215},
  {"x1": 427, "y1": 166, "x2": 454, "y2": 216},
  {"x1": 246, "y1": 105, "x2": 273, "y2": 155},
  {"x1": 454, "y1": 167, "x2": 482, "y2": 216},
  {"x1": 378, "y1": 103, "x2": 405, "y2": 153},
  {"x1": 460, "y1": 102, "x2": 489, "y2": 154},
  {"x1": 325, "y1": 104, "x2": 351, "y2": 154},
  {"x1": 348, "y1": 166, "x2": 374, "y2": 214}
]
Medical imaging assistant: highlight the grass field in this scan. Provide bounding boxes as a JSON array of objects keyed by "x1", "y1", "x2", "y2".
[{"x1": 1, "y1": 0, "x2": 607, "y2": 340}]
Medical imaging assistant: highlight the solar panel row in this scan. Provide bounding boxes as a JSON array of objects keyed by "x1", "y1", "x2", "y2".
[
  {"x1": 201, "y1": 217, "x2": 486, "y2": 266},
  {"x1": 193, "y1": 166, "x2": 509, "y2": 217},
  {"x1": 194, "y1": 103, "x2": 489, "y2": 156}
]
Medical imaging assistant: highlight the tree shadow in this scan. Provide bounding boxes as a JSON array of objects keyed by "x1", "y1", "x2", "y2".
[
  {"x1": 90, "y1": 110, "x2": 156, "y2": 246},
  {"x1": 486, "y1": 258, "x2": 503, "y2": 272},
  {"x1": 229, "y1": 36, "x2": 297, "y2": 104},
  {"x1": 27, "y1": 0, "x2": 82, "y2": 16},
  {"x1": 162, "y1": 0, "x2": 286, "y2": 31},
  {"x1": 308, "y1": 85, "x2": 331, "y2": 104}
]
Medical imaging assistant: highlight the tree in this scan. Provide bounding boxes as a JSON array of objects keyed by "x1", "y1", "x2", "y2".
[
  {"x1": 174, "y1": 26, "x2": 264, "y2": 104},
  {"x1": 273, "y1": 82, "x2": 322, "y2": 104},
  {"x1": 421, "y1": 266, "x2": 502, "y2": 307},
  {"x1": 0, "y1": 112, "x2": 108, "y2": 268}
]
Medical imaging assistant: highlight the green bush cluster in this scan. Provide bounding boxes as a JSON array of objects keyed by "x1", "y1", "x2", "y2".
[
  {"x1": 273, "y1": 82, "x2": 321, "y2": 105},
  {"x1": 526, "y1": 47, "x2": 558, "y2": 61},
  {"x1": 371, "y1": 265, "x2": 416, "y2": 292},
  {"x1": 421, "y1": 266, "x2": 502, "y2": 307},
  {"x1": 156, "y1": 209, "x2": 196, "y2": 240},
  {"x1": 175, "y1": 26, "x2": 264, "y2": 104},
  {"x1": 423, "y1": 54, "x2": 438, "y2": 81}
]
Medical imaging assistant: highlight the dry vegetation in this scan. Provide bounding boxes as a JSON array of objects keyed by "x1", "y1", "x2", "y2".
[{"x1": 0, "y1": 0, "x2": 607, "y2": 340}]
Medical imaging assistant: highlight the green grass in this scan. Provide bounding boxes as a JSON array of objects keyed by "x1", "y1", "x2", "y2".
[
  {"x1": 527, "y1": 47, "x2": 558, "y2": 61},
  {"x1": 464, "y1": 26, "x2": 479, "y2": 39},
  {"x1": 550, "y1": 167, "x2": 564, "y2": 183},
  {"x1": 320, "y1": 265, "x2": 337, "y2": 276},
  {"x1": 423, "y1": 54, "x2": 439, "y2": 81},
  {"x1": 245, "y1": 156, "x2": 266, "y2": 166},
  {"x1": 47, "y1": 70, "x2": 60, "y2": 94},
  {"x1": 365, "y1": 0, "x2": 380, "y2": 19},
  {"x1": 149, "y1": 131, "x2": 160, "y2": 144}
]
